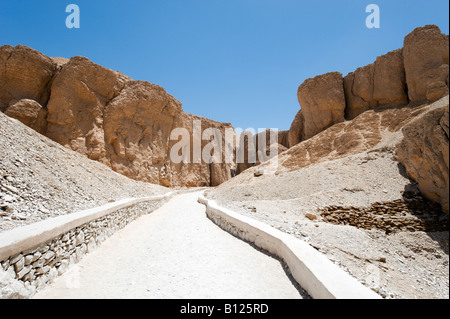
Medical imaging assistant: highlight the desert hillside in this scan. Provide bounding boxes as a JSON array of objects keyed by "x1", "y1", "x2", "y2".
[
  {"x1": 0, "y1": 23, "x2": 448, "y2": 300},
  {"x1": 208, "y1": 25, "x2": 449, "y2": 299},
  {"x1": 0, "y1": 111, "x2": 168, "y2": 232},
  {"x1": 0, "y1": 46, "x2": 234, "y2": 188}
]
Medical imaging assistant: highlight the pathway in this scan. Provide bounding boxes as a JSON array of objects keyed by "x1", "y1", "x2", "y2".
[{"x1": 34, "y1": 192, "x2": 304, "y2": 299}]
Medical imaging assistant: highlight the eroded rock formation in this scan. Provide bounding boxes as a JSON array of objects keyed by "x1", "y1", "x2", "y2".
[
  {"x1": 344, "y1": 49, "x2": 408, "y2": 120},
  {"x1": 0, "y1": 45, "x2": 57, "y2": 112},
  {"x1": 396, "y1": 103, "x2": 449, "y2": 213},
  {"x1": 297, "y1": 72, "x2": 346, "y2": 140},
  {"x1": 0, "y1": 45, "x2": 234, "y2": 187},
  {"x1": 4, "y1": 99, "x2": 47, "y2": 134},
  {"x1": 403, "y1": 25, "x2": 449, "y2": 102},
  {"x1": 288, "y1": 24, "x2": 449, "y2": 147}
]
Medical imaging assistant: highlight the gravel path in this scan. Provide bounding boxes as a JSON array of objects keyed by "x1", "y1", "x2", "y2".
[{"x1": 33, "y1": 192, "x2": 305, "y2": 299}]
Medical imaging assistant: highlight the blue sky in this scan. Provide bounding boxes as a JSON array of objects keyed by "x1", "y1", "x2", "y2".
[{"x1": 1, "y1": 0, "x2": 449, "y2": 130}]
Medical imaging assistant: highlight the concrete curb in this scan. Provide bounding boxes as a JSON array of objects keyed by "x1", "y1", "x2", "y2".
[
  {"x1": 0, "y1": 192, "x2": 175, "y2": 262},
  {"x1": 198, "y1": 194, "x2": 381, "y2": 299}
]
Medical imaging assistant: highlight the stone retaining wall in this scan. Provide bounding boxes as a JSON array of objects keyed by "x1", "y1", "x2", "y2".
[
  {"x1": 198, "y1": 194, "x2": 381, "y2": 299},
  {"x1": 0, "y1": 198, "x2": 169, "y2": 297}
]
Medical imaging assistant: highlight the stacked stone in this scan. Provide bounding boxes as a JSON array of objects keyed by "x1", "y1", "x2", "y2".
[
  {"x1": 0, "y1": 199, "x2": 165, "y2": 291},
  {"x1": 320, "y1": 196, "x2": 448, "y2": 234}
]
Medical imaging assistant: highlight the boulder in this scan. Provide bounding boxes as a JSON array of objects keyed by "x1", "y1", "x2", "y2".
[
  {"x1": 344, "y1": 49, "x2": 408, "y2": 120},
  {"x1": 103, "y1": 80, "x2": 181, "y2": 183},
  {"x1": 46, "y1": 56, "x2": 130, "y2": 162},
  {"x1": 105, "y1": 82, "x2": 234, "y2": 187},
  {"x1": 297, "y1": 72, "x2": 346, "y2": 139},
  {"x1": 403, "y1": 25, "x2": 449, "y2": 102},
  {"x1": 1, "y1": 46, "x2": 235, "y2": 187},
  {"x1": 396, "y1": 102, "x2": 449, "y2": 213},
  {"x1": 426, "y1": 80, "x2": 449, "y2": 103},
  {"x1": 0, "y1": 45, "x2": 57, "y2": 112},
  {"x1": 373, "y1": 49, "x2": 408, "y2": 106},
  {"x1": 288, "y1": 109, "x2": 304, "y2": 147},
  {"x1": 4, "y1": 99, "x2": 47, "y2": 134}
]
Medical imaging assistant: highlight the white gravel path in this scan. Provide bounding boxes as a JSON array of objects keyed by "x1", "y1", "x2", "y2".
[{"x1": 33, "y1": 192, "x2": 304, "y2": 299}]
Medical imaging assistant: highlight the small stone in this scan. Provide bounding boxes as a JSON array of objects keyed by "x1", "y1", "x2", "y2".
[
  {"x1": 305, "y1": 213, "x2": 317, "y2": 221},
  {"x1": 12, "y1": 213, "x2": 27, "y2": 220},
  {"x1": 35, "y1": 266, "x2": 51, "y2": 275},
  {"x1": 3, "y1": 195, "x2": 15, "y2": 203},
  {"x1": 17, "y1": 266, "x2": 31, "y2": 279},
  {"x1": 254, "y1": 167, "x2": 264, "y2": 177},
  {"x1": 32, "y1": 258, "x2": 46, "y2": 268},
  {"x1": 43, "y1": 250, "x2": 55, "y2": 261},
  {"x1": 22, "y1": 269, "x2": 36, "y2": 282},
  {"x1": 31, "y1": 252, "x2": 41, "y2": 263},
  {"x1": 10, "y1": 254, "x2": 24, "y2": 265},
  {"x1": 39, "y1": 207, "x2": 50, "y2": 214},
  {"x1": 75, "y1": 231, "x2": 85, "y2": 246},
  {"x1": 24, "y1": 255, "x2": 34, "y2": 266}
]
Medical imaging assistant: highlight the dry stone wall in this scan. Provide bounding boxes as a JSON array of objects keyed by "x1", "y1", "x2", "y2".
[
  {"x1": 319, "y1": 194, "x2": 448, "y2": 234},
  {"x1": 0, "y1": 199, "x2": 167, "y2": 297}
]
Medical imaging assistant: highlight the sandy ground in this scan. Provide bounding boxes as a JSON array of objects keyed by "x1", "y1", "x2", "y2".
[{"x1": 33, "y1": 192, "x2": 307, "y2": 299}]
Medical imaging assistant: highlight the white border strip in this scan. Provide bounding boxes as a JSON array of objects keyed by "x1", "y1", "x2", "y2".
[
  {"x1": 198, "y1": 194, "x2": 381, "y2": 299},
  {"x1": 0, "y1": 192, "x2": 175, "y2": 262}
]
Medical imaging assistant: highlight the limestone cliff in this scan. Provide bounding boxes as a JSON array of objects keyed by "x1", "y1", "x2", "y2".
[{"x1": 0, "y1": 45, "x2": 234, "y2": 187}]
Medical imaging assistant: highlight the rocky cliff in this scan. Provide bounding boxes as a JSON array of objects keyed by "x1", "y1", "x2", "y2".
[
  {"x1": 289, "y1": 25, "x2": 449, "y2": 147},
  {"x1": 286, "y1": 25, "x2": 449, "y2": 212},
  {"x1": 0, "y1": 45, "x2": 234, "y2": 187}
]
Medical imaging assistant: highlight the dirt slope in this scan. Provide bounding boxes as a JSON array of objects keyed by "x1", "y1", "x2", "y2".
[
  {"x1": 208, "y1": 96, "x2": 449, "y2": 299},
  {"x1": 0, "y1": 112, "x2": 169, "y2": 233}
]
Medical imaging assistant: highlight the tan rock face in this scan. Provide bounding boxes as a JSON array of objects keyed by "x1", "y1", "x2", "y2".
[
  {"x1": 287, "y1": 109, "x2": 304, "y2": 147},
  {"x1": 297, "y1": 72, "x2": 346, "y2": 140},
  {"x1": 344, "y1": 49, "x2": 408, "y2": 120},
  {"x1": 103, "y1": 80, "x2": 181, "y2": 183},
  {"x1": 46, "y1": 56, "x2": 129, "y2": 162},
  {"x1": 0, "y1": 45, "x2": 234, "y2": 187},
  {"x1": 403, "y1": 25, "x2": 449, "y2": 102},
  {"x1": 4, "y1": 99, "x2": 47, "y2": 134},
  {"x1": 280, "y1": 103, "x2": 431, "y2": 172},
  {"x1": 396, "y1": 103, "x2": 449, "y2": 213},
  {"x1": 0, "y1": 45, "x2": 57, "y2": 112}
]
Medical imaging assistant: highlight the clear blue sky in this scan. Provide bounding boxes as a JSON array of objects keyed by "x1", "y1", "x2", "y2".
[{"x1": 1, "y1": 0, "x2": 449, "y2": 130}]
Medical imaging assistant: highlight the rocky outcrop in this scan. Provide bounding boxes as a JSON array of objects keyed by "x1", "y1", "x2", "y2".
[
  {"x1": 0, "y1": 45, "x2": 234, "y2": 187},
  {"x1": 344, "y1": 49, "x2": 408, "y2": 120},
  {"x1": 297, "y1": 72, "x2": 346, "y2": 140},
  {"x1": 288, "y1": 109, "x2": 304, "y2": 148},
  {"x1": 288, "y1": 25, "x2": 449, "y2": 148},
  {"x1": 280, "y1": 102, "x2": 432, "y2": 172},
  {"x1": 0, "y1": 45, "x2": 57, "y2": 112},
  {"x1": 236, "y1": 129, "x2": 287, "y2": 175},
  {"x1": 45, "y1": 56, "x2": 130, "y2": 162},
  {"x1": 396, "y1": 102, "x2": 449, "y2": 213},
  {"x1": 4, "y1": 99, "x2": 47, "y2": 134},
  {"x1": 403, "y1": 25, "x2": 449, "y2": 102}
]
